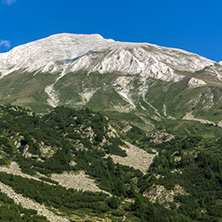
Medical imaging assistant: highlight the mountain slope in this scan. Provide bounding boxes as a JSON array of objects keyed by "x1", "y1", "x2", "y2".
[
  {"x1": 1, "y1": 33, "x2": 222, "y2": 130},
  {"x1": 0, "y1": 105, "x2": 222, "y2": 221}
]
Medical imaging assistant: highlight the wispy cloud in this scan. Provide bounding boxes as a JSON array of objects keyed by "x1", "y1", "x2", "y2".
[
  {"x1": 2, "y1": 0, "x2": 17, "y2": 6},
  {"x1": 0, "y1": 40, "x2": 11, "y2": 50}
]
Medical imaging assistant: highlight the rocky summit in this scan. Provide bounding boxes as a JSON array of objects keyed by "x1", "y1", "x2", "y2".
[{"x1": 0, "y1": 33, "x2": 216, "y2": 78}]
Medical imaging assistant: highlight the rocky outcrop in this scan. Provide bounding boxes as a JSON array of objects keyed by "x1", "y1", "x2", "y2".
[
  {"x1": 188, "y1": 78, "x2": 206, "y2": 88},
  {"x1": 147, "y1": 131, "x2": 175, "y2": 143},
  {"x1": 144, "y1": 184, "x2": 188, "y2": 208}
]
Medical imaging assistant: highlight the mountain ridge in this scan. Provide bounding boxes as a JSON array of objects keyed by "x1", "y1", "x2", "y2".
[{"x1": 0, "y1": 33, "x2": 217, "y2": 79}]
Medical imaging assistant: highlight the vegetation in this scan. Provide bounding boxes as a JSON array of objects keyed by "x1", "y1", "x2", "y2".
[
  {"x1": 0, "y1": 191, "x2": 47, "y2": 221},
  {"x1": 0, "y1": 105, "x2": 222, "y2": 221},
  {"x1": 137, "y1": 136, "x2": 222, "y2": 221},
  {"x1": 0, "y1": 172, "x2": 109, "y2": 213}
]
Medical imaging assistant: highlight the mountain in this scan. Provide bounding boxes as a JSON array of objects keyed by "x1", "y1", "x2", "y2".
[
  {"x1": 1, "y1": 33, "x2": 222, "y2": 133},
  {"x1": 0, "y1": 34, "x2": 222, "y2": 221}
]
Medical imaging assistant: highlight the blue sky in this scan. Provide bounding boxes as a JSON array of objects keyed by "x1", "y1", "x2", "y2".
[{"x1": 0, "y1": 0, "x2": 222, "y2": 61}]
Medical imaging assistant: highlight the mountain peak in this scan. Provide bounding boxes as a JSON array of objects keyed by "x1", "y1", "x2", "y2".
[
  {"x1": 45, "y1": 33, "x2": 107, "y2": 41},
  {"x1": 0, "y1": 33, "x2": 216, "y2": 80}
]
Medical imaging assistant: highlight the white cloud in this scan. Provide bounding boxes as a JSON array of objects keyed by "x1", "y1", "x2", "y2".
[
  {"x1": 0, "y1": 40, "x2": 11, "y2": 50},
  {"x1": 2, "y1": 0, "x2": 17, "y2": 6}
]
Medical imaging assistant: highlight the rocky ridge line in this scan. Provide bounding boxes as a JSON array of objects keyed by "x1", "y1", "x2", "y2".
[{"x1": 0, "y1": 33, "x2": 217, "y2": 83}]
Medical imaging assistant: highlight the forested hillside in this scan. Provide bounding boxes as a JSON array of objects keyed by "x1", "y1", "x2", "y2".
[{"x1": 0, "y1": 105, "x2": 221, "y2": 221}]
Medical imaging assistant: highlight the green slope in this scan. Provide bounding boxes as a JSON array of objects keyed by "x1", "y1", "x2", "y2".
[
  {"x1": 1, "y1": 70, "x2": 222, "y2": 134},
  {"x1": 0, "y1": 105, "x2": 222, "y2": 221}
]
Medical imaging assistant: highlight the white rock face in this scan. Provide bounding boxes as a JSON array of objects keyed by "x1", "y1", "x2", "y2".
[
  {"x1": 78, "y1": 88, "x2": 98, "y2": 105},
  {"x1": 188, "y1": 78, "x2": 207, "y2": 88},
  {"x1": 113, "y1": 76, "x2": 136, "y2": 111},
  {"x1": 0, "y1": 34, "x2": 114, "y2": 76},
  {"x1": 0, "y1": 33, "x2": 217, "y2": 82}
]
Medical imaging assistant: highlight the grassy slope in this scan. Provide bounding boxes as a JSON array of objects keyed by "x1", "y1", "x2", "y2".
[
  {"x1": 0, "y1": 71, "x2": 57, "y2": 112},
  {"x1": 1, "y1": 70, "x2": 222, "y2": 135}
]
